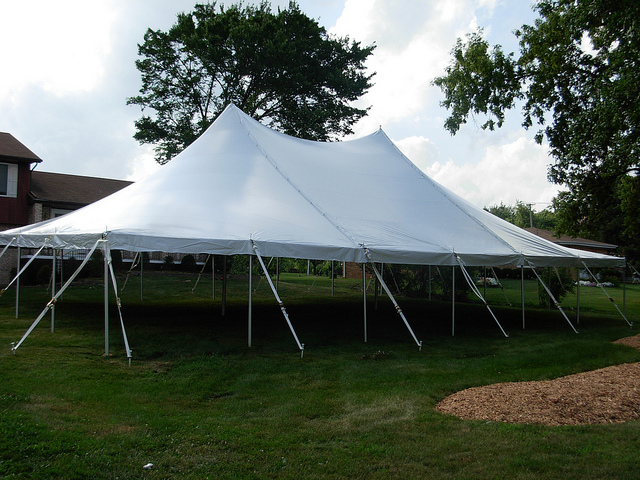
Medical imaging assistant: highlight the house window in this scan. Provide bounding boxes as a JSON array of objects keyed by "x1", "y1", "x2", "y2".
[{"x1": 0, "y1": 163, "x2": 18, "y2": 197}]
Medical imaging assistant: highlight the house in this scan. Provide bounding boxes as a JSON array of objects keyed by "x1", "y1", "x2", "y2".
[
  {"x1": 0, "y1": 132, "x2": 132, "y2": 283},
  {"x1": 523, "y1": 227, "x2": 618, "y2": 256}
]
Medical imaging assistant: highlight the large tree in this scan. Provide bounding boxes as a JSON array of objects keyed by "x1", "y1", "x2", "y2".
[
  {"x1": 128, "y1": 1, "x2": 375, "y2": 164},
  {"x1": 433, "y1": 0, "x2": 640, "y2": 258}
]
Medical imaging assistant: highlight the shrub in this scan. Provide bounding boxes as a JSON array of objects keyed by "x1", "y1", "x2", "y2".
[{"x1": 36, "y1": 264, "x2": 52, "y2": 285}]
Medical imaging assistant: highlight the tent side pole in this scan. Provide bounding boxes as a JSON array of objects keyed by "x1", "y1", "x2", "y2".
[
  {"x1": 331, "y1": 261, "x2": 334, "y2": 297},
  {"x1": 452, "y1": 265, "x2": 455, "y2": 337},
  {"x1": 531, "y1": 267, "x2": 579, "y2": 333},
  {"x1": 367, "y1": 259, "x2": 422, "y2": 350},
  {"x1": 576, "y1": 268, "x2": 581, "y2": 325},
  {"x1": 428, "y1": 265, "x2": 432, "y2": 301},
  {"x1": 248, "y1": 255, "x2": 252, "y2": 348},
  {"x1": 12, "y1": 239, "x2": 102, "y2": 354},
  {"x1": 582, "y1": 262, "x2": 632, "y2": 327},
  {"x1": 363, "y1": 263, "x2": 367, "y2": 343},
  {"x1": 623, "y1": 263, "x2": 627, "y2": 318},
  {"x1": 212, "y1": 255, "x2": 215, "y2": 300},
  {"x1": 16, "y1": 247, "x2": 20, "y2": 318},
  {"x1": 521, "y1": 265, "x2": 525, "y2": 329},
  {"x1": 251, "y1": 242, "x2": 304, "y2": 356},
  {"x1": 104, "y1": 246, "x2": 109, "y2": 356},
  {"x1": 140, "y1": 254, "x2": 144, "y2": 301},
  {"x1": 222, "y1": 256, "x2": 227, "y2": 317},
  {"x1": 51, "y1": 249, "x2": 56, "y2": 332}
]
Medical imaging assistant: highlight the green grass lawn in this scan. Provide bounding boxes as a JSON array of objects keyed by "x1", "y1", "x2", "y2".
[{"x1": 2, "y1": 271, "x2": 640, "y2": 479}]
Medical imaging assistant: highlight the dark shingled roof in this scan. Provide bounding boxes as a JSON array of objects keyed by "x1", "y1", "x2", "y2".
[
  {"x1": 524, "y1": 227, "x2": 618, "y2": 251},
  {"x1": 0, "y1": 132, "x2": 42, "y2": 164},
  {"x1": 30, "y1": 171, "x2": 132, "y2": 208}
]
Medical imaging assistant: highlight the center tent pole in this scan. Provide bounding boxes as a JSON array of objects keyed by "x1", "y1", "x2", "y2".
[{"x1": 251, "y1": 242, "x2": 304, "y2": 357}]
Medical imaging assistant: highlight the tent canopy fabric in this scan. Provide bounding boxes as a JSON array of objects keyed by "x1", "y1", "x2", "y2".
[{"x1": 0, "y1": 104, "x2": 624, "y2": 268}]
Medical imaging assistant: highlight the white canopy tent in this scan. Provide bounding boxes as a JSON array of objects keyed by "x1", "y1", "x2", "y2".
[{"x1": 0, "y1": 104, "x2": 627, "y2": 356}]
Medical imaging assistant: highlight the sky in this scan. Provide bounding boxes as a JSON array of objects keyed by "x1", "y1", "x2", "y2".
[{"x1": 0, "y1": 0, "x2": 558, "y2": 211}]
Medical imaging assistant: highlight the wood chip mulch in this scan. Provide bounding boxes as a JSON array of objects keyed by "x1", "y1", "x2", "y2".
[{"x1": 435, "y1": 335, "x2": 640, "y2": 426}]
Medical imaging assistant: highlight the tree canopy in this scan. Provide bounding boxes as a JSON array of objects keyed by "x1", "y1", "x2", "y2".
[
  {"x1": 433, "y1": 0, "x2": 640, "y2": 258},
  {"x1": 128, "y1": 1, "x2": 375, "y2": 164},
  {"x1": 485, "y1": 201, "x2": 556, "y2": 231}
]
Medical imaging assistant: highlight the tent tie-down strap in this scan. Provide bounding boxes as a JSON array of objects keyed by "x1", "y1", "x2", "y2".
[
  {"x1": 582, "y1": 262, "x2": 633, "y2": 328},
  {"x1": 363, "y1": 248, "x2": 422, "y2": 350},
  {"x1": 529, "y1": 264, "x2": 579, "y2": 333},
  {"x1": 12, "y1": 239, "x2": 102, "y2": 354},
  {"x1": 192, "y1": 254, "x2": 211, "y2": 293},
  {"x1": 1, "y1": 241, "x2": 49, "y2": 298},
  {"x1": 457, "y1": 257, "x2": 509, "y2": 338},
  {"x1": 104, "y1": 242, "x2": 133, "y2": 362},
  {"x1": 251, "y1": 241, "x2": 304, "y2": 358},
  {"x1": 120, "y1": 251, "x2": 141, "y2": 293}
]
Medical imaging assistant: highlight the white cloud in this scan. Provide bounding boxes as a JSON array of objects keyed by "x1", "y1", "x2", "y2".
[
  {"x1": 0, "y1": 0, "x2": 117, "y2": 98},
  {"x1": 397, "y1": 135, "x2": 559, "y2": 209}
]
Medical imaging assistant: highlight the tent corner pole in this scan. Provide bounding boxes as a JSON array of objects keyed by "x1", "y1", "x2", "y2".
[
  {"x1": 248, "y1": 255, "x2": 252, "y2": 348},
  {"x1": 16, "y1": 246, "x2": 20, "y2": 319},
  {"x1": 451, "y1": 265, "x2": 455, "y2": 337},
  {"x1": 104, "y1": 244, "x2": 109, "y2": 356},
  {"x1": 222, "y1": 255, "x2": 227, "y2": 316},
  {"x1": 51, "y1": 249, "x2": 56, "y2": 332},
  {"x1": 521, "y1": 265, "x2": 525, "y2": 329},
  {"x1": 363, "y1": 263, "x2": 367, "y2": 343}
]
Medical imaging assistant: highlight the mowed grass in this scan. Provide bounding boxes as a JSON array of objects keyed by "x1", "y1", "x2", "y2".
[{"x1": 2, "y1": 271, "x2": 640, "y2": 479}]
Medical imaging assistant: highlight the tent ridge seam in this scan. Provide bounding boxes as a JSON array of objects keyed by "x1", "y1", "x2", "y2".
[{"x1": 234, "y1": 109, "x2": 361, "y2": 251}]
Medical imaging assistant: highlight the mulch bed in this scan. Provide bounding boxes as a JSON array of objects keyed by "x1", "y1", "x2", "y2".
[{"x1": 435, "y1": 334, "x2": 640, "y2": 426}]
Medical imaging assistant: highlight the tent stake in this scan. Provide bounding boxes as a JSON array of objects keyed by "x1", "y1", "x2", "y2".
[
  {"x1": 252, "y1": 242, "x2": 304, "y2": 357},
  {"x1": 531, "y1": 266, "x2": 578, "y2": 333}
]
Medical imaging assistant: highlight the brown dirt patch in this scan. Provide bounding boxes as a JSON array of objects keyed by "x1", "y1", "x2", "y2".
[{"x1": 435, "y1": 335, "x2": 640, "y2": 426}]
